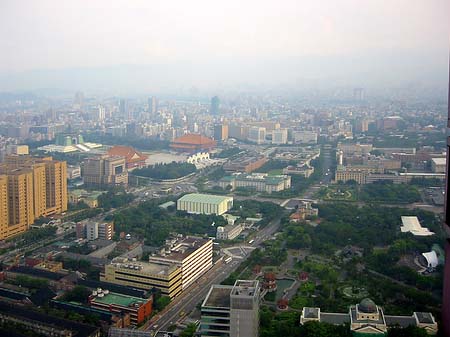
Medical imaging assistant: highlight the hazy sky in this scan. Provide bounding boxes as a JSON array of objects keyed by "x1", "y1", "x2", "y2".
[{"x1": 0, "y1": 0, "x2": 449, "y2": 92}]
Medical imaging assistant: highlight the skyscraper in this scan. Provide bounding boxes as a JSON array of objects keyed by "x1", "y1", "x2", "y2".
[
  {"x1": 213, "y1": 123, "x2": 229, "y2": 141},
  {"x1": 148, "y1": 96, "x2": 158, "y2": 114},
  {"x1": 211, "y1": 96, "x2": 220, "y2": 115},
  {"x1": 119, "y1": 99, "x2": 129, "y2": 119},
  {"x1": 442, "y1": 60, "x2": 450, "y2": 337}
]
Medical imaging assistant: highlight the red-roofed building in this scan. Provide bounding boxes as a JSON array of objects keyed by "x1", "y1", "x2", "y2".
[
  {"x1": 170, "y1": 134, "x2": 216, "y2": 153},
  {"x1": 107, "y1": 146, "x2": 148, "y2": 169}
]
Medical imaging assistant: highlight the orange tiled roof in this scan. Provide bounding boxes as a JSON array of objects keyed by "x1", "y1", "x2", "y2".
[
  {"x1": 172, "y1": 134, "x2": 216, "y2": 146},
  {"x1": 107, "y1": 146, "x2": 148, "y2": 163}
]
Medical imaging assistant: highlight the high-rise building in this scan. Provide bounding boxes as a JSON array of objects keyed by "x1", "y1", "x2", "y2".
[
  {"x1": 272, "y1": 128, "x2": 288, "y2": 144},
  {"x1": 213, "y1": 123, "x2": 229, "y2": 142},
  {"x1": 442, "y1": 60, "x2": 450, "y2": 336},
  {"x1": 353, "y1": 87, "x2": 365, "y2": 101},
  {"x1": 82, "y1": 155, "x2": 128, "y2": 188},
  {"x1": 148, "y1": 96, "x2": 158, "y2": 114},
  {"x1": 248, "y1": 127, "x2": 266, "y2": 144},
  {"x1": 210, "y1": 96, "x2": 220, "y2": 115},
  {"x1": 0, "y1": 156, "x2": 68, "y2": 240},
  {"x1": 119, "y1": 99, "x2": 129, "y2": 119},
  {"x1": 200, "y1": 280, "x2": 260, "y2": 337}
]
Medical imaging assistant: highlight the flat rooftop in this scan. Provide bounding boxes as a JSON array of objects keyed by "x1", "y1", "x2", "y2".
[
  {"x1": 91, "y1": 291, "x2": 146, "y2": 307},
  {"x1": 231, "y1": 280, "x2": 259, "y2": 297},
  {"x1": 178, "y1": 193, "x2": 232, "y2": 204},
  {"x1": 150, "y1": 236, "x2": 211, "y2": 262},
  {"x1": 112, "y1": 259, "x2": 178, "y2": 276},
  {"x1": 203, "y1": 285, "x2": 232, "y2": 308}
]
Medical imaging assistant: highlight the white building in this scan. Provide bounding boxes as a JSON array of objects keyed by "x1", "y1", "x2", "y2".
[
  {"x1": 148, "y1": 236, "x2": 213, "y2": 290},
  {"x1": 431, "y1": 157, "x2": 446, "y2": 173},
  {"x1": 248, "y1": 127, "x2": 266, "y2": 144},
  {"x1": 86, "y1": 222, "x2": 99, "y2": 241},
  {"x1": 400, "y1": 216, "x2": 434, "y2": 236},
  {"x1": 216, "y1": 224, "x2": 243, "y2": 240},
  {"x1": 177, "y1": 193, "x2": 233, "y2": 215},
  {"x1": 272, "y1": 128, "x2": 288, "y2": 144}
]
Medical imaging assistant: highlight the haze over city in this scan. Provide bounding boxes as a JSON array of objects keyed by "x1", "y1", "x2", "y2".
[
  {"x1": 0, "y1": 1, "x2": 450, "y2": 337},
  {"x1": 0, "y1": 0, "x2": 449, "y2": 93}
]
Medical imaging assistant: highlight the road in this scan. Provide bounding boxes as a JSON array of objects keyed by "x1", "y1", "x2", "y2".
[{"x1": 147, "y1": 217, "x2": 283, "y2": 333}]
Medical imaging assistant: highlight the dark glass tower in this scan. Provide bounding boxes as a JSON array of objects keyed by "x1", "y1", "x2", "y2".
[
  {"x1": 443, "y1": 59, "x2": 450, "y2": 337},
  {"x1": 210, "y1": 96, "x2": 220, "y2": 115}
]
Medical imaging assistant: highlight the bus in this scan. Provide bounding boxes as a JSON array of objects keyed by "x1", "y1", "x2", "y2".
[
  {"x1": 248, "y1": 239, "x2": 255, "y2": 244},
  {"x1": 224, "y1": 256, "x2": 232, "y2": 264}
]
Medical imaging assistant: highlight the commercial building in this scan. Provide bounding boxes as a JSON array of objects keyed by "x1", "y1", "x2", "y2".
[
  {"x1": 177, "y1": 193, "x2": 233, "y2": 215},
  {"x1": 102, "y1": 236, "x2": 213, "y2": 298},
  {"x1": 216, "y1": 224, "x2": 243, "y2": 240},
  {"x1": 148, "y1": 236, "x2": 213, "y2": 290},
  {"x1": 223, "y1": 156, "x2": 268, "y2": 173},
  {"x1": 0, "y1": 156, "x2": 68, "y2": 240},
  {"x1": 200, "y1": 280, "x2": 260, "y2": 337},
  {"x1": 170, "y1": 134, "x2": 216, "y2": 153},
  {"x1": 88, "y1": 289, "x2": 152, "y2": 325},
  {"x1": 300, "y1": 298, "x2": 438, "y2": 335},
  {"x1": 214, "y1": 123, "x2": 229, "y2": 142},
  {"x1": 219, "y1": 173, "x2": 291, "y2": 194},
  {"x1": 82, "y1": 155, "x2": 128, "y2": 188},
  {"x1": 107, "y1": 146, "x2": 148, "y2": 170},
  {"x1": 101, "y1": 259, "x2": 182, "y2": 299},
  {"x1": 293, "y1": 131, "x2": 318, "y2": 144},
  {"x1": 272, "y1": 128, "x2": 288, "y2": 144},
  {"x1": 248, "y1": 127, "x2": 266, "y2": 144},
  {"x1": 6, "y1": 144, "x2": 29, "y2": 155}
]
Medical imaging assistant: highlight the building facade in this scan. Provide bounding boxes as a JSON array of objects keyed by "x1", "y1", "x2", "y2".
[
  {"x1": 177, "y1": 194, "x2": 233, "y2": 215},
  {"x1": 82, "y1": 155, "x2": 128, "y2": 188},
  {"x1": 200, "y1": 280, "x2": 260, "y2": 337},
  {"x1": 0, "y1": 156, "x2": 67, "y2": 240},
  {"x1": 219, "y1": 173, "x2": 291, "y2": 194}
]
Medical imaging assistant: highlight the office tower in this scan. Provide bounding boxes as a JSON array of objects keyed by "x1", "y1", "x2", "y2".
[
  {"x1": 442, "y1": 59, "x2": 450, "y2": 337},
  {"x1": 213, "y1": 123, "x2": 229, "y2": 141},
  {"x1": 119, "y1": 99, "x2": 129, "y2": 118},
  {"x1": 74, "y1": 91, "x2": 84, "y2": 108},
  {"x1": 353, "y1": 87, "x2": 365, "y2": 101},
  {"x1": 82, "y1": 155, "x2": 128, "y2": 188},
  {"x1": 210, "y1": 96, "x2": 220, "y2": 115},
  {"x1": 149, "y1": 96, "x2": 158, "y2": 114},
  {"x1": 201, "y1": 280, "x2": 260, "y2": 337},
  {"x1": 272, "y1": 128, "x2": 288, "y2": 144},
  {"x1": 248, "y1": 126, "x2": 266, "y2": 144},
  {"x1": 97, "y1": 105, "x2": 106, "y2": 121}
]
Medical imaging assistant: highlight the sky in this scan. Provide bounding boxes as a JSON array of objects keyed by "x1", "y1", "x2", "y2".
[{"x1": 0, "y1": 0, "x2": 449, "y2": 93}]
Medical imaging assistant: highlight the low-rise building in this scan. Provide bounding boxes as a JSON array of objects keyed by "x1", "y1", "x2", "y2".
[
  {"x1": 219, "y1": 173, "x2": 291, "y2": 194},
  {"x1": 431, "y1": 157, "x2": 446, "y2": 173},
  {"x1": 88, "y1": 289, "x2": 152, "y2": 326},
  {"x1": 177, "y1": 193, "x2": 233, "y2": 215},
  {"x1": 216, "y1": 224, "x2": 243, "y2": 240},
  {"x1": 223, "y1": 155, "x2": 268, "y2": 173},
  {"x1": 300, "y1": 298, "x2": 438, "y2": 335},
  {"x1": 283, "y1": 165, "x2": 314, "y2": 178}
]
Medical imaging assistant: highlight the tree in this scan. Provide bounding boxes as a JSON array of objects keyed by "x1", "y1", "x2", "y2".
[
  {"x1": 179, "y1": 323, "x2": 197, "y2": 337},
  {"x1": 62, "y1": 286, "x2": 91, "y2": 304}
]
